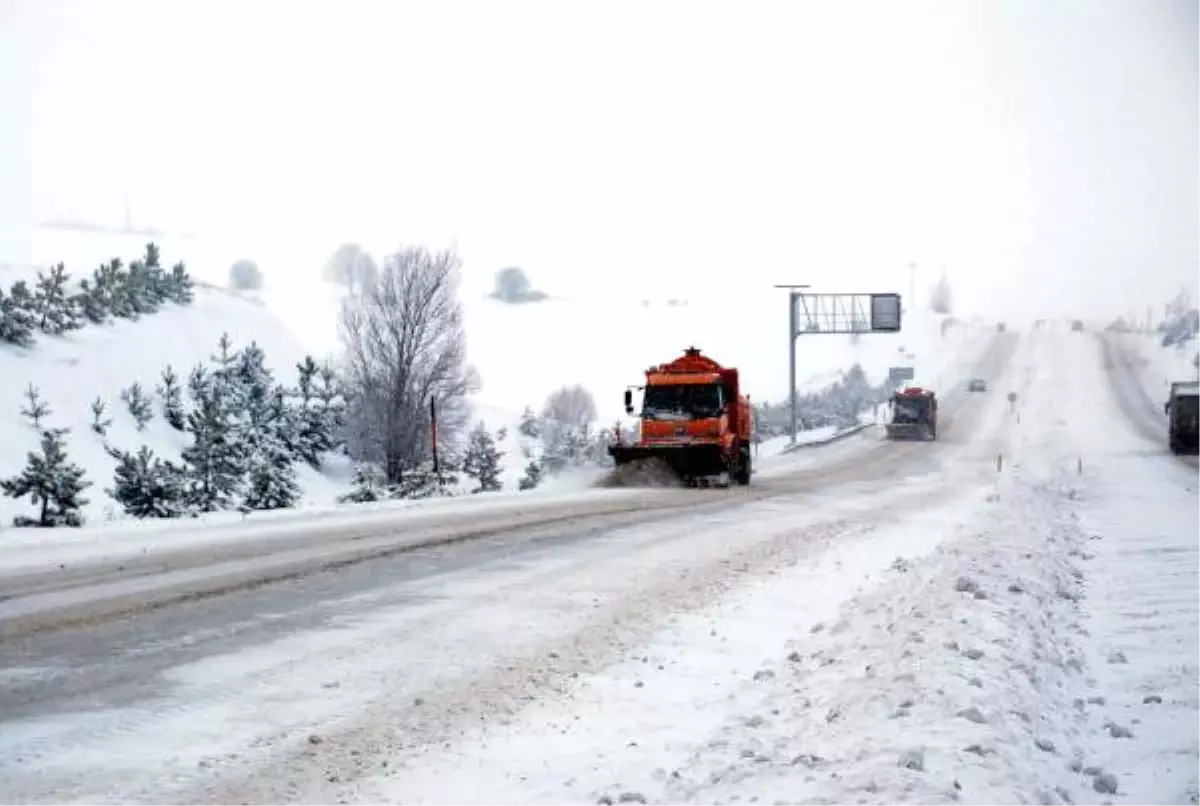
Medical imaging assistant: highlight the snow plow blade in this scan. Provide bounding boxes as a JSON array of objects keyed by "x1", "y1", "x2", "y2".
[
  {"x1": 884, "y1": 423, "x2": 934, "y2": 441},
  {"x1": 608, "y1": 443, "x2": 728, "y2": 480}
]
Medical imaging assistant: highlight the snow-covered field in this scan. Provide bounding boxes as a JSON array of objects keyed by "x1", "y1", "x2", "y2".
[{"x1": 0, "y1": 225, "x2": 991, "y2": 527}]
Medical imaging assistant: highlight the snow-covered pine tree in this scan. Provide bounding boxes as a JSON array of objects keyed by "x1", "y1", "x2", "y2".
[
  {"x1": 20, "y1": 383, "x2": 50, "y2": 428},
  {"x1": 106, "y1": 445, "x2": 186, "y2": 518},
  {"x1": 242, "y1": 388, "x2": 301, "y2": 511},
  {"x1": 140, "y1": 242, "x2": 171, "y2": 304},
  {"x1": 0, "y1": 284, "x2": 37, "y2": 346},
  {"x1": 158, "y1": 365, "x2": 186, "y2": 431},
  {"x1": 518, "y1": 458, "x2": 543, "y2": 491},
  {"x1": 338, "y1": 462, "x2": 386, "y2": 503},
  {"x1": 181, "y1": 385, "x2": 244, "y2": 512},
  {"x1": 209, "y1": 333, "x2": 241, "y2": 399},
  {"x1": 517, "y1": 405, "x2": 541, "y2": 438},
  {"x1": 95, "y1": 258, "x2": 135, "y2": 319},
  {"x1": 187, "y1": 362, "x2": 209, "y2": 402},
  {"x1": 90, "y1": 396, "x2": 112, "y2": 436},
  {"x1": 121, "y1": 382, "x2": 154, "y2": 431},
  {"x1": 167, "y1": 261, "x2": 194, "y2": 304},
  {"x1": 292, "y1": 355, "x2": 331, "y2": 466},
  {"x1": 496, "y1": 425, "x2": 508, "y2": 442},
  {"x1": 1, "y1": 427, "x2": 91, "y2": 527},
  {"x1": 1, "y1": 281, "x2": 39, "y2": 346},
  {"x1": 315, "y1": 361, "x2": 346, "y2": 438},
  {"x1": 72, "y1": 276, "x2": 110, "y2": 325},
  {"x1": 123, "y1": 258, "x2": 158, "y2": 316},
  {"x1": 462, "y1": 420, "x2": 505, "y2": 493},
  {"x1": 33, "y1": 263, "x2": 83, "y2": 335}
]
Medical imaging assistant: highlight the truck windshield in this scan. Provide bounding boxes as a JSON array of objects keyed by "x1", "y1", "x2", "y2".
[
  {"x1": 1176, "y1": 395, "x2": 1199, "y2": 418},
  {"x1": 892, "y1": 396, "x2": 930, "y2": 423},
  {"x1": 642, "y1": 384, "x2": 724, "y2": 420}
]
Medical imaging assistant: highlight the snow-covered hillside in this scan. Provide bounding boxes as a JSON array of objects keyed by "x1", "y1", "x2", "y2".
[
  {"x1": 1, "y1": 227, "x2": 992, "y2": 527},
  {"x1": 0, "y1": 286, "x2": 352, "y2": 526},
  {"x1": 1111, "y1": 330, "x2": 1199, "y2": 410}
]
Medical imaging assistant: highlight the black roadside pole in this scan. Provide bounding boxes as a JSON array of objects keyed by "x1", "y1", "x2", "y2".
[{"x1": 430, "y1": 397, "x2": 442, "y2": 492}]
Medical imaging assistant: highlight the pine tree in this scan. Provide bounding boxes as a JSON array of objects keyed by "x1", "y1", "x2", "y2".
[
  {"x1": 338, "y1": 463, "x2": 386, "y2": 503},
  {"x1": 90, "y1": 396, "x2": 112, "y2": 436},
  {"x1": 73, "y1": 277, "x2": 110, "y2": 325},
  {"x1": 181, "y1": 387, "x2": 243, "y2": 512},
  {"x1": 293, "y1": 355, "x2": 331, "y2": 465},
  {"x1": 462, "y1": 420, "x2": 505, "y2": 493},
  {"x1": 315, "y1": 362, "x2": 345, "y2": 437},
  {"x1": 187, "y1": 362, "x2": 210, "y2": 401},
  {"x1": 209, "y1": 333, "x2": 241, "y2": 398},
  {"x1": 158, "y1": 365, "x2": 186, "y2": 430},
  {"x1": 140, "y1": 242, "x2": 171, "y2": 304},
  {"x1": 518, "y1": 458, "x2": 543, "y2": 491},
  {"x1": 20, "y1": 384, "x2": 50, "y2": 428},
  {"x1": 242, "y1": 388, "x2": 301, "y2": 511},
  {"x1": 121, "y1": 382, "x2": 154, "y2": 431},
  {"x1": 167, "y1": 261, "x2": 194, "y2": 304},
  {"x1": 106, "y1": 445, "x2": 185, "y2": 518},
  {"x1": 96, "y1": 258, "x2": 135, "y2": 319},
  {"x1": 33, "y1": 263, "x2": 83, "y2": 335},
  {"x1": 1, "y1": 281, "x2": 38, "y2": 346},
  {"x1": 392, "y1": 463, "x2": 447, "y2": 499},
  {"x1": 123, "y1": 257, "x2": 159, "y2": 316},
  {"x1": 517, "y1": 405, "x2": 541, "y2": 438},
  {"x1": 1, "y1": 427, "x2": 91, "y2": 527},
  {"x1": 0, "y1": 284, "x2": 37, "y2": 346}
]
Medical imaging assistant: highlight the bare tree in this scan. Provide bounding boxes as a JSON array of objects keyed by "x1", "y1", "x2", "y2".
[
  {"x1": 339, "y1": 245, "x2": 478, "y2": 483},
  {"x1": 324, "y1": 243, "x2": 379, "y2": 293},
  {"x1": 541, "y1": 385, "x2": 597, "y2": 428}
]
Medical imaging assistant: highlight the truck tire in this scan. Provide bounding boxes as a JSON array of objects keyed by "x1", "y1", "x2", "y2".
[{"x1": 734, "y1": 445, "x2": 752, "y2": 486}]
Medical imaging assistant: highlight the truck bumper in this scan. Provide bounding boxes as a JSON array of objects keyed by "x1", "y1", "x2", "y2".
[
  {"x1": 885, "y1": 423, "x2": 934, "y2": 441},
  {"x1": 608, "y1": 442, "x2": 730, "y2": 478},
  {"x1": 1169, "y1": 428, "x2": 1199, "y2": 454}
]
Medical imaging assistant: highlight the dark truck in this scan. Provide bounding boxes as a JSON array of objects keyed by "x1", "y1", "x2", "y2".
[
  {"x1": 885, "y1": 387, "x2": 938, "y2": 441},
  {"x1": 1164, "y1": 381, "x2": 1199, "y2": 455}
]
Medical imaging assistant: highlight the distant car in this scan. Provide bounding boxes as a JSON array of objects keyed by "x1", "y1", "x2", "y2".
[
  {"x1": 1071, "y1": 320, "x2": 1084, "y2": 332},
  {"x1": 968, "y1": 378, "x2": 988, "y2": 392}
]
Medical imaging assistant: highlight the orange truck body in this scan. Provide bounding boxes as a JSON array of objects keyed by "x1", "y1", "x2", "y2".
[{"x1": 609, "y1": 347, "x2": 754, "y2": 485}]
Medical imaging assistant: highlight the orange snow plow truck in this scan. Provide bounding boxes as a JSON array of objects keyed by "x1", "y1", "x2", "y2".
[{"x1": 608, "y1": 347, "x2": 753, "y2": 487}]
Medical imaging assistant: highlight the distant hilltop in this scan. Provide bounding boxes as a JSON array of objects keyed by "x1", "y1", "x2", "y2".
[{"x1": 37, "y1": 218, "x2": 196, "y2": 240}]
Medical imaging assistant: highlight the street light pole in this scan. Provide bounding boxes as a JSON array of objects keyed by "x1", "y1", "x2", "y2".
[{"x1": 775, "y1": 284, "x2": 811, "y2": 445}]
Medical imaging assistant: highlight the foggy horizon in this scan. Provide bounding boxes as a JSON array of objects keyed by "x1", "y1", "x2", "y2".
[{"x1": 1, "y1": 0, "x2": 1196, "y2": 322}]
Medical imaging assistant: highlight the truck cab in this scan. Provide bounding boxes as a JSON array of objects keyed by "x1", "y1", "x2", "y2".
[{"x1": 1165, "y1": 381, "x2": 1199, "y2": 455}]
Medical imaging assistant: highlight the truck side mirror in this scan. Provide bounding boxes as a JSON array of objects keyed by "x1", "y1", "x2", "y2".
[
  {"x1": 624, "y1": 389, "x2": 633, "y2": 415},
  {"x1": 1165, "y1": 401, "x2": 1170, "y2": 414}
]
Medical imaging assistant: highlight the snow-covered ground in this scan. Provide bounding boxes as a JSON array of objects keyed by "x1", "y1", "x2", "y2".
[{"x1": 1, "y1": 327, "x2": 1192, "y2": 805}]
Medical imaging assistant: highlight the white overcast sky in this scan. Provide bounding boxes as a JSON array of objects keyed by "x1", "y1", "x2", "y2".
[{"x1": 0, "y1": 0, "x2": 1196, "y2": 318}]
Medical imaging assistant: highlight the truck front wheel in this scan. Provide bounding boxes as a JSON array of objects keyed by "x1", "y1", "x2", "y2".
[{"x1": 733, "y1": 445, "x2": 752, "y2": 486}]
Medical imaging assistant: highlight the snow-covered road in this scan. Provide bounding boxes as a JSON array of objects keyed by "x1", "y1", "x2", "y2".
[{"x1": 0, "y1": 328, "x2": 1195, "y2": 805}]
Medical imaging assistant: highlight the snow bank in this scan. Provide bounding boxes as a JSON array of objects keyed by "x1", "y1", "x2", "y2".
[{"x1": 1109, "y1": 331, "x2": 1199, "y2": 411}]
